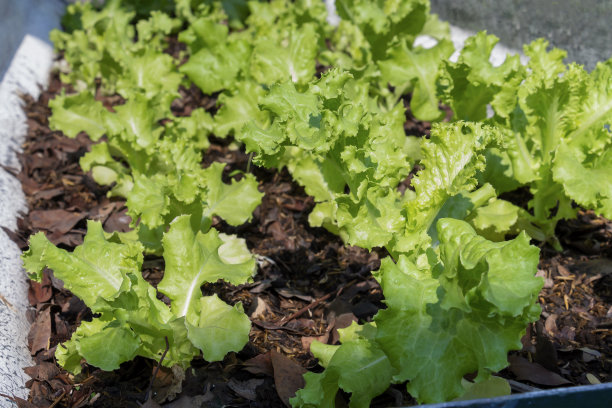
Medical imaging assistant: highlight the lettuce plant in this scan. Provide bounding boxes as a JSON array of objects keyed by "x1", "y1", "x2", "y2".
[
  {"x1": 23, "y1": 217, "x2": 255, "y2": 373},
  {"x1": 292, "y1": 219, "x2": 542, "y2": 407},
  {"x1": 439, "y1": 35, "x2": 612, "y2": 248}
]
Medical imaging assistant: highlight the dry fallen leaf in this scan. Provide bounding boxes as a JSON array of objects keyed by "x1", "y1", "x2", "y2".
[
  {"x1": 227, "y1": 378, "x2": 264, "y2": 400},
  {"x1": 301, "y1": 332, "x2": 330, "y2": 350},
  {"x1": 249, "y1": 296, "x2": 271, "y2": 319},
  {"x1": 27, "y1": 271, "x2": 52, "y2": 305},
  {"x1": 27, "y1": 307, "x2": 51, "y2": 355},
  {"x1": 586, "y1": 373, "x2": 601, "y2": 384},
  {"x1": 29, "y1": 209, "x2": 86, "y2": 235},
  {"x1": 23, "y1": 362, "x2": 59, "y2": 381},
  {"x1": 508, "y1": 355, "x2": 572, "y2": 386},
  {"x1": 271, "y1": 351, "x2": 306, "y2": 407},
  {"x1": 243, "y1": 352, "x2": 274, "y2": 377}
]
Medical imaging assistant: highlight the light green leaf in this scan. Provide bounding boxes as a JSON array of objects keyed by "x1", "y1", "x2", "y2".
[
  {"x1": 379, "y1": 39, "x2": 454, "y2": 121},
  {"x1": 333, "y1": 186, "x2": 406, "y2": 250},
  {"x1": 180, "y1": 38, "x2": 251, "y2": 94},
  {"x1": 186, "y1": 294, "x2": 251, "y2": 361},
  {"x1": 76, "y1": 320, "x2": 141, "y2": 371},
  {"x1": 22, "y1": 221, "x2": 142, "y2": 311},
  {"x1": 374, "y1": 219, "x2": 542, "y2": 403},
  {"x1": 437, "y1": 32, "x2": 524, "y2": 121},
  {"x1": 554, "y1": 143, "x2": 612, "y2": 219},
  {"x1": 48, "y1": 92, "x2": 111, "y2": 140},
  {"x1": 158, "y1": 215, "x2": 255, "y2": 319},
  {"x1": 125, "y1": 174, "x2": 169, "y2": 228},
  {"x1": 523, "y1": 39, "x2": 567, "y2": 87},
  {"x1": 115, "y1": 50, "x2": 182, "y2": 100},
  {"x1": 202, "y1": 162, "x2": 263, "y2": 226},
  {"x1": 250, "y1": 24, "x2": 318, "y2": 85},
  {"x1": 215, "y1": 81, "x2": 268, "y2": 138},
  {"x1": 241, "y1": 121, "x2": 285, "y2": 156},
  {"x1": 397, "y1": 122, "x2": 502, "y2": 255},
  {"x1": 437, "y1": 219, "x2": 542, "y2": 316},
  {"x1": 455, "y1": 376, "x2": 511, "y2": 401},
  {"x1": 467, "y1": 198, "x2": 521, "y2": 241},
  {"x1": 292, "y1": 339, "x2": 393, "y2": 408},
  {"x1": 114, "y1": 94, "x2": 165, "y2": 149},
  {"x1": 260, "y1": 81, "x2": 319, "y2": 123}
]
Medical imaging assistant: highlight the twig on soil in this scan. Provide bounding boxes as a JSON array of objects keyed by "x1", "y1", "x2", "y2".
[
  {"x1": 278, "y1": 279, "x2": 357, "y2": 326},
  {"x1": 49, "y1": 389, "x2": 66, "y2": 408},
  {"x1": 278, "y1": 293, "x2": 333, "y2": 326},
  {"x1": 0, "y1": 164, "x2": 19, "y2": 178},
  {"x1": 0, "y1": 393, "x2": 15, "y2": 402},
  {"x1": 0, "y1": 293, "x2": 18, "y2": 313}
]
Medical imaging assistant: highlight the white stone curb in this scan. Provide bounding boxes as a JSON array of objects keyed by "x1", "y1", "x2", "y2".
[{"x1": 0, "y1": 1, "x2": 64, "y2": 406}]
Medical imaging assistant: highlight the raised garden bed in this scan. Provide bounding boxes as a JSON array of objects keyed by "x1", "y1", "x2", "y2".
[{"x1": 4, "y1": 0, "x2": 612, "y2": 407}]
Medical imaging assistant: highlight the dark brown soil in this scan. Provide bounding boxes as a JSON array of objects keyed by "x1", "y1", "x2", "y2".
[{"x1": 5, "y1": 66, "x2": 611, "y2": 407}]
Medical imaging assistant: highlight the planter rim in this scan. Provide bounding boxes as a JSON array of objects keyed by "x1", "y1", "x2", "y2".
[
  {"x1": 0, "y1": 0, "x2": 63, "y2": 406},
  {"x1": 413, "y1": 381, "x2": 612, "y2": 408}
]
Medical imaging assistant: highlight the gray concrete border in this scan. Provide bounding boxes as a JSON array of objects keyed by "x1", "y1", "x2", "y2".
[
  {"x1": 430, "y1": 0, "x2": 612, "y2": 71},
  {"x1": 0, "y1": 1, "x2": 64, "y2": 406}
]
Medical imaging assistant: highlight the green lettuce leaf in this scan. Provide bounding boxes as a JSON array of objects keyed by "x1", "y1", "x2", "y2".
[
  {"x1": 22, "y1": 221, "x2": 140, "y2": 311},
  {"x1": 48, "y1": 92, "x2": 111, "y2": 140},
  {"x1": 395, "y1": 122, "x2": 503, "y2": 255},
  {"x1": 201, "y1": 162, "x2": 263, "y2": 227},
  {"x1": 158, "y1": 215, "x2": 255, "y2": 319},
  {"x1": 185, "y1": 294, "x2": 251, "y2": 361},
  {"x1": 437, "y1": 32, "x2": 525, "y2": 121},
  {"x1": 250, "y1": 23, "x2": 319, "y2": 85},
  {"x1": 379, "y1": 38, "x2": 454, "y2": 120}
]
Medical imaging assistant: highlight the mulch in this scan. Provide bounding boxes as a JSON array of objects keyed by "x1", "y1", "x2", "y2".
[{"x1": 3, "y1": 64, "x2": 611, "y2": 407}]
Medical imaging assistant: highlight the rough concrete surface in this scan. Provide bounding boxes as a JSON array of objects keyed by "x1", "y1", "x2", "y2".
[
  {"x1": 0, "y1": 1, "x2": 64, "y2": 406},
  {"x1": 431, "y1": 0, "x2": 612, "y2": 71}
]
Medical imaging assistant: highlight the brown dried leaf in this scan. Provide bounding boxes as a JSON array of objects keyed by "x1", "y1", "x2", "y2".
[
  {"x1": 557, "y1": 264, "x2": 571, "y2": 277},
  {"x1": 28, "y1": 307, "x2": 51, "y2": 355},
  {"x1": 23, "y1": 362, "x2": 59, "y2": 381},
  {"x1": 535, "y1": 269, "x2": 553, "y2": 289},
  {"x1": 301, "y1": 332, "x2": 329, "y2": 350},
  {"x1": 508, "y1": 355, "x2": 571, "y2": 386},
  {"x1": 27, "y1": 271, "x2": 52, "y2": 305},
  {"x1": 275, "y1": 287, "x2": 314, "y2": 302},
  {"x1": 104, "y1": 208, "x2": 132, "y2": 232},
  {"x1": 89, "y1": 202, "x2": 117, "y2": 224},
  {"x1": 14, "y1": 397, "x2": 37, "y2": 408},
  {"x1": 249, "y1": 296, "x2": 271, "y2": 319},
  {"x1": 32, "y1": 187, "x2": 63, "y2": 201},
  {"x1": 29, "y1": 209, "x2": 86, "y2": 234},
  {"x1": 267, "y1": 221, "x2": 288, "y2": 242},
  {"x1": 330, "y1": 313, "x2": 357, "y2": 345},
  {"x1": 152, "y1": 365, "x2": 185, "y2": 403},
  {"x1": 243, "y1": 352, "x2": 274, "y2": 377},
  {"x1": 271, "y1": 351, "x2": 306, "y2": 407},
  {"x1": 48, "y1": 232, "x2": 83, "y2": 247},
  {"x1": 544, "y1": 314, "x2": 559, "y2": 336},
  {"x1": 227, "y1": 378, "x2": 264, "y2": 401}
]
